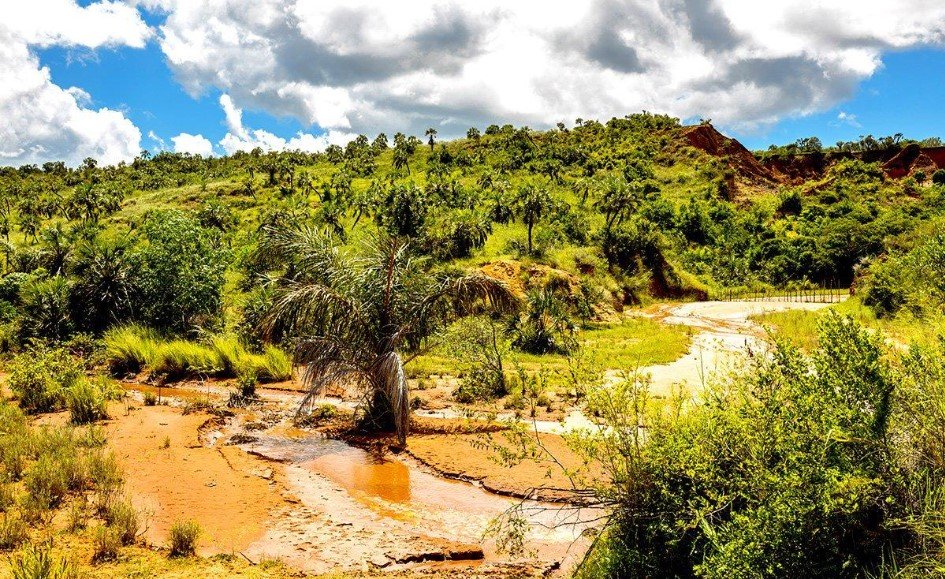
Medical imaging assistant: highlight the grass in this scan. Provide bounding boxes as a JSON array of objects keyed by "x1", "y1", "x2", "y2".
[
  {"x1": 169, "y1": 520, "x2": 201, "y2": 557},
  {"x1": 105, "y1": 326, "x2": 292, "y2": 382},
  {"x1": 408, "y1": 315, "x2": 692, "y2": 388},
  {"x1": 751, "y1": 296, "x2": 944, "y2": 351}
]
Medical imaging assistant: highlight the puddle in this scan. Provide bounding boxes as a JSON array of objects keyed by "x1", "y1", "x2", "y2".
[{"x1": 308, "y1": 447, "x2": 411, "y2": 503}]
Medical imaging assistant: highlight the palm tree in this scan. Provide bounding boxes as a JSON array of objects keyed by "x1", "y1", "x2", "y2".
[
  {"x1": 425, "y1": 128, "x2": 437, "y2": 151},
  {"x1": 257, "y1": 226, "x2": 517, "y2": 444}
]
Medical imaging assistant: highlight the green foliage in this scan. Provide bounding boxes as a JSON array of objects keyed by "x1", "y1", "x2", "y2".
[
  {"x1": 66, "y1": 378, "x2": 110, "y2": 425},
  {"x1": 7, "y1": 347, "x2": 82, "y2": 414},
  {"x1": 572, "y1": 314, "x2": 945, "y2": 577},
  {"x1": 168, "y1": 520, "x2": 201, "y2": 557},
  {"x1": 510, "y1": 287, "x2": 576, "y2": 355},
  {"x1": 134, "y1": 209, "x2": 228, "y2": 333},
  {"x1": 862, "y1": 223, "x2": 945, "y2": 318},
  {"x1": 7, "y1": 543, "x2": 77, "y2": 579},
  {"x1": 448, "y1": 317, "x2": 511, "y2": 402}
]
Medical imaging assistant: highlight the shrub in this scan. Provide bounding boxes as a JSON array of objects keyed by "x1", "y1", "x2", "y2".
[
  {"x1": 7, "y1": 347, "x2": 82, "y2": 414},
  {"x1": 133, "y1": 209, "x2": 228, "y2": 334},
  {"x1": 0, "y1": 482, "x2": 16, "y2": 512},
  {"x1": 932, "y1": 168, "x2": 945, "y2": 185},
  {"x1": 0, "y1": 514, "x2": 27, "y2": 551},
  {"x1": 8, "y1": 543, "x2": 76, "y2": 579},
  {"x1": 92, "y1": 526, "x2": 121, "y2": 562},
  {"x1": 24, "y1": 455, "x2": 69, "y2": 510},
  {"x1": 67, "y1": 379, "x2": 109, "y2": 425},
  {"x1": 169, "y1": 520, "x2": 201, "y2": 557},
  {"x1": 143, "y1": 391, "x2": 157, "y2": 406},
  {"x1": 510, "y1": 288, "x2": 577, "y2": 355},
  {"x1": 571, "y1": 315, "x2": 904, "y2": 577},
  {"x1": 104, "y1": 499, "x2": 139, "y2": 546},
  {"x1": 19, "y1": 276, "x2": 74, "y2": 340}
]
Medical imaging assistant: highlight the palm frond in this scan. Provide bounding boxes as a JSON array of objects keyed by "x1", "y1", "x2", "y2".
[
  {"x1": 371, "y1": 351, "x2": 409, "y2": 445},
  {"x1": 260, "y1": 281, "x2": 369, "y2": 345}
]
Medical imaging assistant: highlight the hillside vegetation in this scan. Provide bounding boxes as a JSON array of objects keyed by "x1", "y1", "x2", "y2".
[{"x1": 2, "y1": 113, "x2": 945, "y2": 577}]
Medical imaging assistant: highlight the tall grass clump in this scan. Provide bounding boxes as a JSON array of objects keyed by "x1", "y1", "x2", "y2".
[
  {"x1": 8, "y1": 543, "x2": 76, "y2": 579},
  {"x1": 260, "y1": 345, "x2": 293, "y2": 381},
  {"x1": 105, "y1": 326, "x2": 292, "y2": 382},
  {"x1": 150, "y1": 339, "x2": 220, "y2": 377},
  {"x1": 66, "y1": 378, "x2": 110, "y2": 425},
  {"x1": 104, "y1": 325, "x2": 158, "y2": 375},
  {"x1": 168, "y1": 519, "x2": 201, "y2": 557}
]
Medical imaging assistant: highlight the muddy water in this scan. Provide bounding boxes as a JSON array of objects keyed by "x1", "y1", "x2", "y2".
[{"x1": 241, "y1": 427, "x2": 595, "y2": 574}]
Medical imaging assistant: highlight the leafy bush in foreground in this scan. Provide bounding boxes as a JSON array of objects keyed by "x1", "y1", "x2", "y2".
[
  {"x1": 573, "y1": 314, "x2": 945, "y2": 578},
  {"x1": 7, "y1": 347, "x2": 82, "y2": 414}
]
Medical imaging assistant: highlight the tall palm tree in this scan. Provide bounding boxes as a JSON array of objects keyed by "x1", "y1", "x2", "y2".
[{"x1": 257, "y1": 225, "x2": 517, "y2": 444}]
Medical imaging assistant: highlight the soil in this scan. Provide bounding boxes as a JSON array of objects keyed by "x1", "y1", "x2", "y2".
[
  {"x1": 103, "y1": 402, "x2": 283, "y2": 555},
  {"x1": 406, "y1": 432, "x2": 596, "y2": 502}
]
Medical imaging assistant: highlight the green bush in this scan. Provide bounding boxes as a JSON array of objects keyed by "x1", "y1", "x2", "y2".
[
  {"x1": 92, "y1": 526, "x2": 121, "y2": 562},
  {"x1": 133, "y1": 209, "x2": 228, "y2": 334},
  {"x1": 169, "y1": 520, "x2": 201, "y2": 557},
  {"x1": 8, "y1": 543, "x2": 76, "y2": 579},
  {"x1": 7, "y1": 347, "x2": 82, "y2": 414},
  {"x1": 66, "y1": 379, "x2": 109, "y2": 425},
  {"x1": 573, "y1": 314, "x2": 907, "y2": 577}
]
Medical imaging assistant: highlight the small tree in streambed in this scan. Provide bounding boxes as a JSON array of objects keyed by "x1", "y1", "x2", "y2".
[{"x1": 257, "y1": 225, "x2": 517, "y2": 444}]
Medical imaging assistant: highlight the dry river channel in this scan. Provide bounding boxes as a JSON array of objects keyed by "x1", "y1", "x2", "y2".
[{"x1": 119, "y1": 298, "x2": 841, "y2": 576}]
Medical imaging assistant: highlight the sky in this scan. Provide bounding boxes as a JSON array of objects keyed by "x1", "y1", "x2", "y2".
[{"x1": 2, "y1": 1, "x2": 945, "y2": 166}]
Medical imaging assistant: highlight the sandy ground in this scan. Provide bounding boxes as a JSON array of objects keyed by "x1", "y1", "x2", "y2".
[
  {"x1": 406, "y1": 432, "x2": 596, "y2": 502},
  {"x1": 104, "y1": 402, "x2": 283, "y2": 555}
]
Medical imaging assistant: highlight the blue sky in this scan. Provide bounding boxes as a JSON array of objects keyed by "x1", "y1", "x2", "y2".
[
  {"x1": 39, "y1": 40, "x2": 945, "y2": 155},
  {"x1": 5, "y1": 1, "x2": 945, "y2": 165}
]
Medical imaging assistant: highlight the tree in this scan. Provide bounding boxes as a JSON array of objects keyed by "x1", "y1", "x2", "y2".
[
  {"x1": 425, "y1": 128, "x2": 438, "y2": 151},
  {"x1": 69, "y1": 235, "x2": 138, "y2": 333},
  {"x1": 133, "y1": 210, "x2": 228, "y2": 334},
  {"x1": 466, "y1": 127, "x2": 481, "y2": 140},
  {"x1": 257, "y1": 226, "x2": 516, "y2": 444},
  {"x1": 513, "y1": 181, "x2": 555, "y2": 254}
]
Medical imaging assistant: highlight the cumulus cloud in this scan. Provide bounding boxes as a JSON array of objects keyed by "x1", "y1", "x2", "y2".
[
  {"x1": 143, "y1": 0, "x2": 945, "y2": 138},
  {"x1": 216, "y1": 95, "x2": 353, "y2": 155},
  {"x1": 0, "y1": 1, "x2": 150, "y2": 166},
  {"x1": 836, "y1": 111, "x2": 862, "y2": 128},
  {"x1": 171, "y1": 132, "x2": 213, "y2": 156}
]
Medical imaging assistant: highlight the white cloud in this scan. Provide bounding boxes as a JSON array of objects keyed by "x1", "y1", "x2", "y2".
[
  {"x1": 216, "y1": 94, "x2": 353, "y2": 154},
  {"x1": 0, "y1": 2, "x2": 150, "y2": 166},
  {"x1": 836, "y1": 111, "x2": 862, "y2": 128},
  {"x1": 171, "y1": 132, "x2": 213, "y2": 156},
  {"x1": 140, "y1": 0, "x2": 945, "y2": 138}
]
